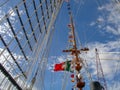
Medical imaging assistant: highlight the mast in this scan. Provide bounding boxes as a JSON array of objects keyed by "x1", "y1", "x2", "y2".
[
  {"x1": 63, "y1": 1, "x2": 89, "y2": 90},
  {"x1": 68, "y1": 5, "x2": 84, "y2": 90}
]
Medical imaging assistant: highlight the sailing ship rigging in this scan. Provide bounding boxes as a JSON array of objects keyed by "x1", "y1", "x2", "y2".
[{"x1": 0, "y1": 0, "x2": 120, "y2": 90}]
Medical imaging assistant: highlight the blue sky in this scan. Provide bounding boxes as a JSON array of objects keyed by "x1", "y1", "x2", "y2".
[
  {"x1": 48, "y1": 0, "x2": 120, "y2": 90},
  {"x1": 0, "y1": 0, "x2": 120, "y2": 90}
]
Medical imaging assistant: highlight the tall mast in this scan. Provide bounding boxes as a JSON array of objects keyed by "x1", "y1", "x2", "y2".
[
  {"x1": 63, "y1": 1, "x2": 89, "y2": 90},
  {"x1": 68, "y1": 3, "x2": 84, "y2": 90}
]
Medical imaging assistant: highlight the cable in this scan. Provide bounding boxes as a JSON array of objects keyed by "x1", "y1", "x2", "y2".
[
  {"x1": 61, "y1": 71, "x2": 69, "y2": 90},
  {"x1": 39, "y1": 28, "x2": 54, "y2": 90},
  {"x1": 81, "y1": 57, "x2": 92, "y2": 81},
  {"x1": 31, "y1": 28, "x2": 53, "y2": 90},
  {"x1": 26, "y1": 0, "x2": 63, "y2": 85},
  {"x1": 0, "y1": 63, "x2": 22, "y2": 90},
  {"x1": 73, "y1": 24, "x2": 83, "y2": 49},
  {"x1": 0, "y1": 0, "x2": 10, "y2": 7},
  {"x1": 74, "y1": 0, "x2": 86, "y2": 18},
  {"x1": 95, "y1": 49, "x2": 107, "y2": 90},
  {"x1": 74, "y1": 24, "x2": 93, "y2": 81}
]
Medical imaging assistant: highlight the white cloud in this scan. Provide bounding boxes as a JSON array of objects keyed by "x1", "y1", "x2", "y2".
[
  {"x1": 105, "y1": 25, "x2": 119, "y2": 35},
  {"x1": 55, "y1": 54, "x2": 73, "y2": 63},
  {"x1": 50, "y1": 39, "x2": 120, "y2": 89},
  {"x1": 105, "y1": 3, "x2": 120, "y2": 35},
  {"x1": 8, "y1": 8, "x2": 17, "y2": 22},
  {"x1": 0, "y1": 8, "x2": 24, "y2": 42},
  {"x1": 85, "y1": 40, "x2": 120, "y2": 89},
  {"x1": 0, "y1": 18, "x2": 13, "y2": 44},
  {"x1": 0, "y1": 8, "x2": 5, "y2": 20},
  {"x1": 91, "y1": 1, "x2": 120, "y2": 36},
  {"x1": 97, "y1": 16, "x2": 104, "y2": 23},
  {"x1": 98, "y1": 6, "x2": 105, "y2": 10},
  {"x1": 0, "y1": 9, "x2": 13, "y2": 39},
  {"x1": 90, "y1": 21, "x2": 96, "y2": 26},
  {"x1": 0, "y1": 48, "x2": 30, "y2": 87},
  {"x1": 86, "y1": 39, "x2": 120, "y2": 61}
]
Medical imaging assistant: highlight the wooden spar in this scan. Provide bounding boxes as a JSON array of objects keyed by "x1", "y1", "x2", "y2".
[{"x1": 69, "y1": 14, "x2": 80, "y2": 64}]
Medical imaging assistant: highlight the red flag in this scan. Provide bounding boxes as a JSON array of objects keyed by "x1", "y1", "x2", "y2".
[
  {"x1": 54, "y1": 62, "x2": 65, "y2": 71},
  {"x1": 54, "y1": 61, "x2": 72, "y2": 72}
]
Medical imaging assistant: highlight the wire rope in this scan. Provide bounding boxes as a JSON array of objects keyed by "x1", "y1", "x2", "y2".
[
  {"x1": 74, "y1": 26, "x2": 92, "y2": 81},
  {"x1": 38, "y1": 36, "x2": 51, "y2": 89},
  {"x1": 61, "y1": 71, "x2": 69, "y2": 90},
  {"x1": 74, "y1": 0, "x2": 86, "y2": 18},
  {"x1": 0, "y1": 0, "x2": 10, "y2": 7},
  {"x1": 39, "y1": 26, "x2": 55, "y2": 90},
  {"x1": 28, "y1": 0, "x2": 64, "y2": 88},
  {"x1": 24, "y1": 0, "x2": 53, "y2": 77},
  {"x1": 81, "y1": 57, "x2": 92, "y2": 81},
  {"x1": 61, "y1": 57, "x2": 71, "y2": 90},
  {"x1": 50, "y1": 70, "x2": 54, "y2": 90},
  {"x1": 26, "y1": 31, "x2": 47, "y2": 89}
]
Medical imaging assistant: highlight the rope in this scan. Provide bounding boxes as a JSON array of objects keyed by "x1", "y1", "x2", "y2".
[
  {"x1": 74, "y1": 25, "x2": 93, "y2": 81},
  {"x1": 74, "y1": 0, "x2": 86, "y2": 18},
  {"x1": 74, "y1": 28, "x2": 83, "y2": 49},
  {"x1": 0, "y1": 63, "x2": 22, "y2": 90},
  {"x1": 21, "y1": 0, "x2": 56, "y2": 76},
  {"x1": 32, "y1": 30, "x2": 52, "y2": 89},
  {"x1": 95, "y1": 0, "x2": 107, "y2": 19},
  {"x1": 23, "y1": 6, "x2": 53, "y2": 89},
  {"x1": 38, "y1": 26, "x2": 55, "y2": 90},
  {"x1": 25, "y1": 32, "x2": 45, "y2": 84},
  {"x1": 25, "y1": 27, "x2": 46, "y2": 89},
  {"x1": 61, "y1": 58, "x2": 70, "y2": 90},
  {"x1": 0, "y1": 0, "x2": 10, "y2": 7},
  {"x1": 26, "y1": 0, "x2": 63, "y2": 86},
  {"x1": 50, "y1": 71, "x2": 54, "y2": 90},
  {"x1": 81, "y1": 58, "x2": 92, "y2": 81},
  {"x1": 0, "y1": 35, "x2": 26, "y2": 78},
  {"x1": 1, "y1": 0, "x2": 46, "y2": 57},
  {"x1": 112, "y1": 55, "x2": 120, "y2": 89},
  {"x1": 61, "y1": 71, "x2": 69, "y2": 90}
]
